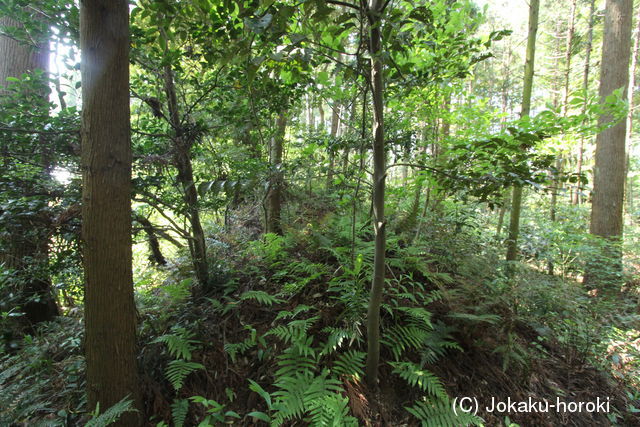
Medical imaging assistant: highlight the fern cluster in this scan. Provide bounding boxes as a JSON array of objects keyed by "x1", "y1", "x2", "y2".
[
  {"x1": 406, "y1": 398, "x2": 483, "y2": 427},
  {"x1": 243, "y1": 299, "x2": 362, "y2": 426},
  {"x1": 0, "y1": 317, "x2": 85, "y2": 424},
  {"x1": 153, "y1": 327, "x2": 204, "y2": 392}
]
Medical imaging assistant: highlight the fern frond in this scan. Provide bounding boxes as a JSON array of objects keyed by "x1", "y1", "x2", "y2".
[
  {"x1": 240, "y1": 290, "x2": 283, "y2": 306},
  {"x1": 447, "y1": 312, "x2": 501, "y2": 324},
  {"x1": 390, "y1": 361, "x2": 447, "y2": 400},
  {"x1": 275, "y1": 304, "x2": 313, "y2": 320},
  {"x1": 275, "y1": 347, "x2": 317, "y2": 377},
  {"x1": 224, "y1": 326, "x2": 259, "y2": 363},
  {"x1": 272, "y1": 371, "x2": 345, "y2": 426},
  {"x1": 86, "y1": 397, "x2": 135, "y2": 427},
  {"x1": 332, "y1": 350, "x2": 365, "y2": 378},
  {"x1": 406, "y1": 398, "x2": 483, "y2": 427},
  {"x1": 224, "y1": 340, "x2": 254, "y2": 363},
  {"x1": 417, "y1": 321, "x2": 462, "y2": 364},
  {"x1": 152, "y1": 327, "x2": 200, "y2": 360},
  {"x1": 171, "y1": 398, "x2": 189, "y2": 427},
  {"x1": 321, "y1": 327, "x2": 358, "y2": 355},
  {"x1": 307, "y1": 393, "x2": 358, "y2": 427},
  {"x1": 382, "y1": 325, "x2": 429, "y2": 360},
  {"x1": 266, "y1": 316, "x2": 319, "y2": 346},
  {"x1": 272, "y1": 372, "x2": 311, "y2": 424},
  {"x1": 398, "y1": 306, "x2": 433, "y2": 329},
  {"x1": 166, "y1": 360, "x2": 204, "y2": 391}
]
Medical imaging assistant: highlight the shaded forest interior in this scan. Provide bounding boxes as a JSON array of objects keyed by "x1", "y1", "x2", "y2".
[{"x1": 2, "y1": 0, "x2": 640, "y2": 426}]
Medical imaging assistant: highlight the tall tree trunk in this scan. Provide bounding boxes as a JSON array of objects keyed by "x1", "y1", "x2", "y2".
[
  {"x1": 506, "y1": 0, "x2": 539, "y2": 263},
  {"x1": 587, "y1": 0, "x2": 634, "y2": 286},
  {"x1": 162, "y1": 61, "x2": 209, "y2": 288},
  {"x1": 574, "y1": 0, "x2": 596, "y2": 205},
  {"x1": 0, "y1": 15, "x2": 59, "y2": 325},
  {"x1": 365, "y1": 0, "x2": 387, "y2": 387},
  {"x1": 549, "y1": 0, "x2": 576, "y2": 275},
  {"x1": 561, "y1": 0, "x2": 577, "y2": 116},
  {"x1": 266, "y1": 113, "x2": 286, "y2": 235},
  {"x1": 0, "y1": 17, "x2": 47, "y2": 91},
  {"x1": 548, "y1": 3, "x2": 574, "y2": 274},
  {"x1": 625, "y1": 4, "x2": 640, "y2": 215},
  {"x1": 80, "y1": 0, "x2": 142, "y2": 423}
]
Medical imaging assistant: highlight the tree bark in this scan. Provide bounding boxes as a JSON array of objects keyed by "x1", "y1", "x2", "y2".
[
  {"x1": 574, "y1": 0, "x2": 596, "y2": 205},
  {"x1": 266, "y1": 112, "x2": 286, "y2": 235},
  {"x1": 548, "y1": 0, "x2": 576, "y2": 276},
  {"x1": 162, "y1": 63, "x2": 209, "y2": 288},
  {"x1": 134, "y1": 215, "x2": 167, "y2": 266},
  {"x1": 587, "y1": 0, "x2": 634, "y2": 285},
  {"x1": 327, "y1": 103, "x2": 340, "y2": 189},
  {"x1": 0, "y1": 17, "x2": 47, "y2": 92},
  {"x1": 0, "y1": 15, "x2": 59, "y2": 325},
  {"x1": 496, "y1": 193, "x2": 509, "y2": 238},
  {"x1": 365, "y1": 0, "x2": 387, "y2": 387},
  {"x1": 625, "y1": 4, "x2": 640, "y2": 214},
  {"x1": 307, "y1": 94, "x2": 315, "y2": 132},
  {"x1": 506, "y1": 0, "x2": 539, "y2": 264},
  {"x1": 80, "y1": 0, "x2": 142, "y2": 423}
]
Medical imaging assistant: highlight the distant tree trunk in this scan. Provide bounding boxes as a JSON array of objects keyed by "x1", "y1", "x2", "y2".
[
  {"x1": 549, "y1": 0, "x2": 576, "y2": 274},
  {"x1": 574, "y1": 0, "x2": 596, "y2": 205},
  {"x1": 341, "y1": 101, "x2": 358, "y2": 178},
  {"x1": 587, "y1": 0, "x2": 634, "y2": 286},
  {"x1": 307, "y1": 94, "x2": 315, "y2": 132},
  {"x1": 162, "y1": 59, "x2": 209, "y2": 288},
  {"x1": 402, "y1": 130, "x2": 428, "y2": 234},
  {"x1": 0, "y1": 15, "x2": 59, "y2": 326},
  {"x1": 327, "y1": 103, "x2": 340, "y2": 189},
  {"x1": 506, "y1": 0, "x2": 539, "y2": 264},
  {"x1": 365, "y1": 0, "x2": 387, "y2": 387},
  {"x1": 318, "y1": 101, "x2": 325, "y2": 131},
  {"x1": 549, "y1": 1, "x2": 574, "y2": 273},
  {"x1": 496, "y1": 193, "x2": 510, "y2": 238},
  {"x1": 80, "y1": 0, "x2": 142, "y2": 423},
  {"x1": 561, "y1": 0, "x2": 577, "y2": 116},
  {"x1": 625, "y1": 4, "x2": 640, "y2": 215},
  {"x1": 0, "y1": 16, "x2": 47, "y2": 90},
  {"x1": 266, "y1": 113, "x2": 286, "y2": 235},
  {"x1": 134, "y1": 215, "x2": 166, "y2": 266}
]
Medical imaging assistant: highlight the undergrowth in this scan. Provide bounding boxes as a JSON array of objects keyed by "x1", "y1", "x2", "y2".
[{"x1": 1, "y1": 202, "x2": 639, "y2": 425}]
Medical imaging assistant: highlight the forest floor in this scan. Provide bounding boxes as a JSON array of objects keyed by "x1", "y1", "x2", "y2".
[{"x1": 2, "y1": 206, "x2": 640, "y2": 426}]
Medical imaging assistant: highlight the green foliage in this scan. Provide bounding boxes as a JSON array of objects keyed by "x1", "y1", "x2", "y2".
[
  {"x1": 171, "y1": 398, "x2": 189, "y2": 427},
  {"x1": 390, "y1": 361, "x2": 447, "y2": 400},
  {"x1": 271, "y1": 371, "x2": 357, "y2": 426},
  {"x1": 154, "y1": 326, "x2": 204, "y2": 392},
  {"x1": 86, "y1": 398, "x2": 136, "y2": 427},
  {"x1": 247, "y1": 233, "x2": 288, "y2": 265},
  {"x1": 307, "y1": 393, "x2": 358, "y2": 427},
  {"x1": 332, "y1": 350, "x2": 366, "y2": 378},
  {"x1": 382, "y1": 325, "x2": 431, "y2": 360},
  {"x1": 166, "y1": 360, "x2": 204, "y2": 391},
  {"x1": 224, "y1": 325, "x2": 267, "y2": 363},
  {"x1": 406, "y1": 398, "x2": 483, "y2": 427},
  {"x1": 152, "y1": 327, "x2": 201, "y2": 360},
  {"x1": 240, "y1": 290, "x2": 282, "y2": 306},
  {"x1": 0, "y1": 317, "x2": 85, "y2": 424},
  {"x1": 189, "y1": 396, "x2": 241, "y2": 425}
]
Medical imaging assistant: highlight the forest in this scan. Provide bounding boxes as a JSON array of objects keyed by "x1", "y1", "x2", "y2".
[{"x1": 1, "y1": 0, "x2": 640, "y2": 425}]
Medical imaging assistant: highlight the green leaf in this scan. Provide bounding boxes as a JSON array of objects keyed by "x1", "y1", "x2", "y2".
[{"x1": 248, "y1": 411, "x2": 271, "y2": 422}]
